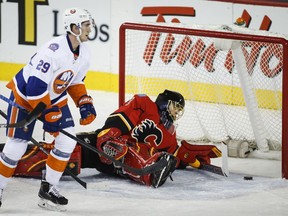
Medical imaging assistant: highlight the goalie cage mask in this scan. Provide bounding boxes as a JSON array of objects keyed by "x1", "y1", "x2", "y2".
[{"x1": 155, "y1": 89, "x2": 185, "y2": 130}]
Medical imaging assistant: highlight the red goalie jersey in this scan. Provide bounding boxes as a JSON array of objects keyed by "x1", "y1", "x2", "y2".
[{"x1": 103, "y1": 94, "x2": 179, "y2": 153}]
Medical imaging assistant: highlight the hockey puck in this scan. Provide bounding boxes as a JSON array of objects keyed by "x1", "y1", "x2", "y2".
[{"x1": 243, "y1": 176, "x2": 253, "y2": 180}]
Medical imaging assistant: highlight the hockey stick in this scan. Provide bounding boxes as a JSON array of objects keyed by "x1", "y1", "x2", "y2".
[
  {"x1": 0, "y1": 94, "x2": 24, "y2": 110},
  {"x1": 0, "y1": 99, "x2": 87, "y2": 189},
  {"x1": 0, "y1": 101, "x2": 46, "y2": 128},
  {"x1": 0, "y1": 95, "x2": 48, "y2": 129},
  {"x1": 0, "y1": 94, "x2": 168, "y2": 176}
]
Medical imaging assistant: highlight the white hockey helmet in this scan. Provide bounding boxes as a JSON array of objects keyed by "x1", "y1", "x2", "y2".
[{"x1": 63, "y1": 8, "x2": 95, "y2": 35}]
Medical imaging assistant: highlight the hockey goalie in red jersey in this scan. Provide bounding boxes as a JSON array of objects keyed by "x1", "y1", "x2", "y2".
[{"x1": 80, "y1": 89, "x2": 222, "y2": 188}]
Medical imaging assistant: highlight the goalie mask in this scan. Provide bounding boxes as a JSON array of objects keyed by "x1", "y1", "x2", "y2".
[
  {"x1": 63, "y1": 8, "x2": 95, "y2": 38},
  {"x1": 155, "y1": 90, "x2": 185, "y2": 130}
]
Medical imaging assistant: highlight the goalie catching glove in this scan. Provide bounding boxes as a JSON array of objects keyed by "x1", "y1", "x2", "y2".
[
  {"x1": 175, "y1": 140, "x2": 222, "y2": 168},
  {"x1": 96, "y1": 128, "x2": 128, "y2": 164},
  {"x1": 78, "y1": 95, "x2": 96, "y2": 125}
]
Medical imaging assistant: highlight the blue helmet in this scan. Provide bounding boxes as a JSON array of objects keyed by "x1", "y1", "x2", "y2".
[{"x1": 155, "y1": 90, "x2": 185, "y2": 129}]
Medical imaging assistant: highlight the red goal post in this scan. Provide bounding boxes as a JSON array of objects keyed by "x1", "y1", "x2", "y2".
[{"x1": 119, "y1": 22, "x2": 288, "y2": 179}]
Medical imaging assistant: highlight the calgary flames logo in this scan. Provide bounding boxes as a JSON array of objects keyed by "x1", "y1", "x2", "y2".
[
  {"x1": 131, "y1": 119, "x2": 163, "y2": 147},
  {"x1": 53, "y1": 70, "x2": 74, "y2": 94}
]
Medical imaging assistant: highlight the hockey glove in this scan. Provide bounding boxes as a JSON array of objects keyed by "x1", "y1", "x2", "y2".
[
  {"x1": 175, "y1": 140, "x2": 222, "y2": 168},
  {"x1": 41, "y1": 106, "x2": 62, "y2": 137},
  {"x1": 96, "y1": 128, "x2": 128, "y2": 164},
  {"x1": 78, "y1": 95, "x2": 96, "y2": 125}
]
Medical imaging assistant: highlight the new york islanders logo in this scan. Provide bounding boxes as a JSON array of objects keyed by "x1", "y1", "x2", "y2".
[
  {"x1": 53, "y1": 70, "x2": 74, "y2": 94},
  {"x1": 131, "y1": 119, "x2": 163, "y2": 147}
]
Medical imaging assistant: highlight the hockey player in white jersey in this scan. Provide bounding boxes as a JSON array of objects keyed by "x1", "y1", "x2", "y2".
[{"x1": 0, "y1": 8, "x2": 96, "y2": 211}]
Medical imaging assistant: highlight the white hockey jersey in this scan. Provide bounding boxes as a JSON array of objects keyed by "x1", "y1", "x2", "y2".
[{"x1": 7, "y1": 34, "x2": 91, "y2": 110}]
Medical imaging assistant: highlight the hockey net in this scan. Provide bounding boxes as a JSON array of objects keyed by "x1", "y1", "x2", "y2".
[{"x1": 119, "y1": 22, "x2": 288, "y2": 178}]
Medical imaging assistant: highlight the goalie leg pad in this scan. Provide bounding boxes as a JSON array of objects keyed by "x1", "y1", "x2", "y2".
[
  {"x1": 176, "y1": 140, "x2": 222, "y2": 168},
  {"x1": 8, "y1": 142, "x2": 81, "y2": 178},
  {"x1": 123, "y1": 146, "x2": 177, "y2": 188},
  {"x1": 122, "y1": 147, "x2": 152, "y2": 185}
]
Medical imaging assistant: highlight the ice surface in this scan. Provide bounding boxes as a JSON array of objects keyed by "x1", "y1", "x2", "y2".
[{"x1": 0, "y1": 81, "x2": 288, "y2": 216}]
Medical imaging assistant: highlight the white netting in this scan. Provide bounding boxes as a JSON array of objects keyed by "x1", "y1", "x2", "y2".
[{"x1": 121, "y1": 22, "x2": 286, "y2": 152}]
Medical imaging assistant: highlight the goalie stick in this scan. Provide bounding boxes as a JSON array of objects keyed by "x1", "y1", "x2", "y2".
[
  {"x1": 199, "y1": 164, "x2": 227, "y2": 177},
  {"x1": 0, "y1": 94, "x2": 169, "y2": 176},
  {"x1": 0, "y1": 109, "x2": 87, "y2": 189},
  {"x1": 199, "y1": 142, "x2": 229, "y2": 177}
]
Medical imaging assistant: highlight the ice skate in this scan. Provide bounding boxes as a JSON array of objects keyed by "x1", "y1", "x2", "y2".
[{"x1": 38, "y1": 180, "x2": 68, "y2": 212}]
